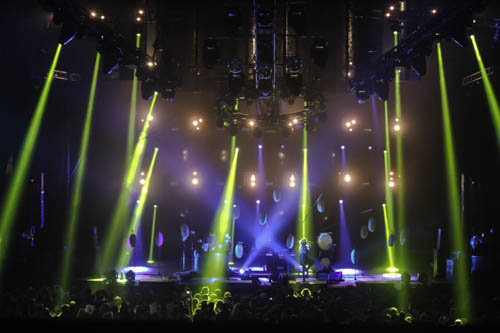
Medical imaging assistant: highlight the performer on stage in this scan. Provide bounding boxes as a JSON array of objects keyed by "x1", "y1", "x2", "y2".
[{"x1": 299, "y1": 238, "x2": 312, "y2": 281}]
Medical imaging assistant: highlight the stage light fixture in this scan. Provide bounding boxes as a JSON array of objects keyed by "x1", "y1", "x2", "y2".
[
  {"x1": 250, "y1": 174, "x2": 256, "y2": 188},
  {"x1": 373, "y1": 75, "x2": 390, "y2": 101},
  {"x1": 339, "y1": 200, "x2": 343, "y2": 204},
  {"x1": 256, "y1": 200, "x2": 260, "y2": 204},
  {"x1": 389, "y1": 180, "x2": 395, "y2": 188},
  {"x1": 90, "y1": 11, "x2": 97, "y2": 18},
  {"x1": 138, "y1": 9, "x2": 144, "y2": 15},
  {"x1": 394, "y1": 124, "x2": 401, "y2": 132},
  {"x1": 345, "y1": 121, "x2": 351, "y2": 128},
  {"x1": 341, "y1": 145, "x2": 345, "y2": 150},
  {"x1": 368, "y1": 146, "x2": 373, "y2": 150},
  {"x1": 100, "y1": 15, "x2": 105, "y2": 20},
  {"x1": 136, "y1": 17, "x2": 142, "y2": 22},
  {"x1": 344, "y1": 174, "x2": 352, "y2": 183},
  {"x1": 431, "y1": 9, "x2": 437, "y2": 15},
  {"x1": 139, "y1": 178, "x2": 145, "y2": 185},
  {"x1": 355, "y1": 80, "x2": 370, "y2": 104},
  {"x1": 386, "y1": 12, "x2": 391, "y2": 18},
  {"x1": 248, "y1": 120, "x2": 255, "y2": 127},
  {"x1": 389, "y1": 5, "x2": 395, "y2": 11}
]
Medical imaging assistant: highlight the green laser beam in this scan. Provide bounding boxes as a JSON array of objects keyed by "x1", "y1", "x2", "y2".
[
  {"x1": 59, "y1": 52, "x2": 100, "y2": 293},
  {"x1": 470, "y1": 35, "x2": 500, "y2": 149},
  {"x1": 203, "y1": 138, "x2": 239, "y2": 281},
  {"x1": 125, "y1": 34, "x2": 141, "y2": 172},
  {"x1": 100, "y1": 92, "x2": 158, "y2": 272},
  {"x1": 382, "y1": 203, "x2": 394, "y2": 268},
  {"x1": 148, "y1": 205, "x2": 158, "y2": 263},
  {"x1": 437, "y1": 42, "x2": 471, "y2": 320},
  {"x1": 0, "y1": 43, "x2": 62, "y2": 282},
  {"x1": 394, "y1": 31, "x2": 407, "y2": 274},
  {"x1": 117, "y1": 147, "x2": 158, "y2": 268},
  {"x1": 298, "y1": 129, "x2": 311, "y2": 241}
]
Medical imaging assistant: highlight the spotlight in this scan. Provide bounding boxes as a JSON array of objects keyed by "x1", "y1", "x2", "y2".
[
  {"x1": 389, "y1": 180, "x2": 396, "y2": 188},
  {"x1": 344, "y1": 174, "x2": 352, "y2": 183},
  {"x1": 139, "y1": 178, "x2": 145, "y2": 185},
  {"x1": 368, "y1": 146, "x2": 373, "y2": 150},
  {"x1": 141, "y1": 171, "x2": 145, "y2": 176},
  {"x1": 385, "y1": 12, "x2": 391, "y2": 18},
  {"x1": 293, "y1": 118, "x2": 298, "y2": 124},
  {"x1": 193, "y1": 120, "x2": 199, "y2": 127},
  {"x1": 355, "y1": 80, "x2": 371, "y2": 103},
  {"x1": 351, "y1": 120, "x2": 356, "y2": 125},
  {"x1": 256, "y1": 200, "x2": 260, "y2": 204},
  {"x1": 289, "y1": 174, "x2": 296, "y2": 188},
  {"x1": 138, "y1": 9, "x2": 144, "y2": 15},
  {"x1": 239, "y1": 268, "x2": 245, "y2": 275},
  {"x1": 136, "y1": 17, "x2": 142, "y2": 22},
  {"x1": 192, "y1": 178, "x2": 199, "y2": 186},
  {"x1": 248, "y1": 120, "x2": 255, "y2": 127},
  {"x1": 339, "y1": 200, "x2": 343, "y2": 204},
  {"x1": 389, "y1": 5, "x2": 395, "y2": 11},
  {"x1": 90, "y1": 11, "x2": 97, "y2": 18},
  {"x1": 250, "y1": 174, "x2": 257, "y2": 188},
  {"x1": 148, "y1": 115, "x2": 154, "y2": 121},
  {"x1": 431, "y1": 9, "x2": 437, "y2": 15},
  {"x1": 341, "y1": 145, "x2": 345, "y2": 150},
  {"x1": 100, "y1": 15, "x2": 105, "y2": 20},
  {"x1": 394, "y1": 124, "x2": 401, "y2": 132},
  {"x1": 228, "y1": 58, "x2": 244, "y2": 96},
  {"x1": 345, "y1": 121, "x2": 352, "y2": 128},
  {"x1": 258, "y1": 144, "x2": 263, "y2": 149},
  {"x1": 285, "y1": 56, "x2": 303, "y2": 96}
]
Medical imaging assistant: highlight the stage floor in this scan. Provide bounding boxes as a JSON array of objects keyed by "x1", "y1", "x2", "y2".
[{"x1": 87, "y1": 264, "x2": 429, "y2": 289}]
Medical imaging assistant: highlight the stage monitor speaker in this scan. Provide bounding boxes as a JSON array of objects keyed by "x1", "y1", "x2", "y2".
[{"x1": 316, "y1": 271, "x2": 342, "y2": 281}]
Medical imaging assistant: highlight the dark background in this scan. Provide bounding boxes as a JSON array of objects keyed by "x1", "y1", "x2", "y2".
[{"x1": 0, "y1": 0, "x2": 499, "y2": 285}]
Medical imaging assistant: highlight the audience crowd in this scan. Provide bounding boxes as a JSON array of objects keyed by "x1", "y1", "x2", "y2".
[{"x1": 1, "y1": 271, "x2": 500, "y2": 327}]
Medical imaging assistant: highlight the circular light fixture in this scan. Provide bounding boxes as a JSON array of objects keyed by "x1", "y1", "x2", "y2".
[{"x1": 344, "y1": 174, "x2": 352, "y2": 183}]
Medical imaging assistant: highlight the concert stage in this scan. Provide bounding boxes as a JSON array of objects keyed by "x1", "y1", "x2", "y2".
[{"x1": 86, "y1": 262, "x2": 429, "y2": 292}]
